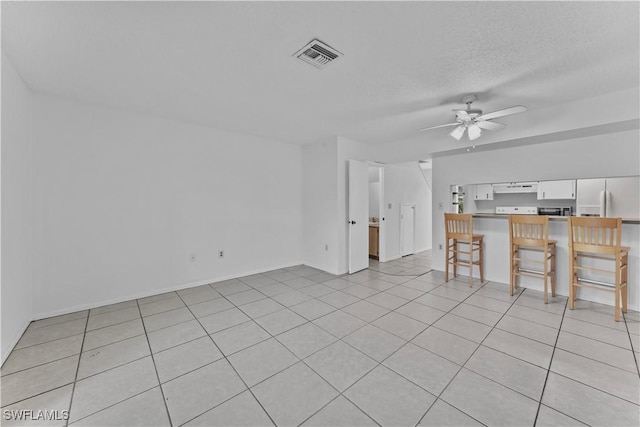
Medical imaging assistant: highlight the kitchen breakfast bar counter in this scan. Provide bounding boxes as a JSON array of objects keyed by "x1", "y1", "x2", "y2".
[{"x1": 469, "y1": 214, "x2": 640, "y2": 312}]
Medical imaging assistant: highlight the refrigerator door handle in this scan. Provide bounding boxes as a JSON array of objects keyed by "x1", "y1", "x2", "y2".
[
  {"x1": 599, "y1": 190, "x2": 606, "y2": 217},
  {"x1": 605, "y1": 191, "x2": 612, "y2": 218}
]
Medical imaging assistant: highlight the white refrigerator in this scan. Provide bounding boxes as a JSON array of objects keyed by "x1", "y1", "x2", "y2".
[{"x1": 576, "y1": 177, "x2": 640, "y2": 218}]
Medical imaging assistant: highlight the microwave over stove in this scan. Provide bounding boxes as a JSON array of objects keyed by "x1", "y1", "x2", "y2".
[{"x1": 538, "y1": 207, "x2": 572, "y2": 216}]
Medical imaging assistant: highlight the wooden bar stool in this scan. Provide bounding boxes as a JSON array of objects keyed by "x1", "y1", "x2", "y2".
[
  {"x1": 509, "y1": 215, "x2": 556, "y2": 303},
  {"x1": 568, "y1": 217, "x2": 629, "y2": 322},
  {"x1": 445, "y1": 213, "x2": 484, "y2": 287}
]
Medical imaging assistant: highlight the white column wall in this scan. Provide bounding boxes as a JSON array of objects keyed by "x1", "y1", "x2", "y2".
[
  {"x1": 1, "y1": 56, "x2": 35, "y2": 362},
  {"x1": 302, "y1": 138, "x2": 340, "y2": 273}
]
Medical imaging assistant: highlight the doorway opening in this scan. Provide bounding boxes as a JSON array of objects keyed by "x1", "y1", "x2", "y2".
[{"x1": 348, "y1": 159, "x2": 433, "y2": 276}]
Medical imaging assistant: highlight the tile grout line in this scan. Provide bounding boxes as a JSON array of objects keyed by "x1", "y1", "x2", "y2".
[
  {"x1": 407, "y1": 279, "x2": 519, "y2": 426},
  {"x1": 0, "y1": 266, "x2": 385, "y2": 409},
  {"x1": 294, "y1": 276, "x2": 479, "y2": 426},
  {"x1": 622, "y1": 311, "x2": 640, "y2": 376},
  {"x1": 174, "y1": 291, "x2": 279, "y2": 427},
  {"x1": 367, "y1": 277, "x2": 486, "y2": 422},
  {"x1": 422, "y1": 289, "x2": 640, "y2": 416},
  {"x1": 292, "y1": 273, "x2": 437, "y2": 426},
  {"x1": 264, "y1": 320, "x2": 379, "y2": 426},
  {"x1": 224, "y1": 286, "x2": 379, "y2": 427},
  {"x1": 533, "y1": 295, "x2": 596, "y2": 426},
  {"x1": 0, "y1": 356, "x2": 82, "y2": 408},
  {"x1": 296, "y1": 393, "x2": 382, "y2": 427},
  {"x1": 134, "y1": 299, "x2": 174, "y2": 427},
  {"x1": 9, "y1": 256, "x2": 638, "y2": 426},
  {"x1": 63, "y1": 309, "x2": 90, "y2": 427},
  {"x1": 22, "y1": 312, "x2": 88, "y2": 332},
  {"x1": 547, "y1": 333, "x2": 639, "y2": 375},
  {"x1": 197, "y1": 267, "x2": 430, "y2": 425},
  {"x1": 1, "y1": 341, "x2": 86, "y2": 378},
  {"x1": 64, "y1": 384, "x2": 160, "y2": 426}
]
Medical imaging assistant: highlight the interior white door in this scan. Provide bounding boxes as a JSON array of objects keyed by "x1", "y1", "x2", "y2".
[
  {"x1": 400, "y1": 204, "x2": 415, "y2": 256},
  {"x1": 348, "y1": 159, "x2": 369, "y2": 274}
]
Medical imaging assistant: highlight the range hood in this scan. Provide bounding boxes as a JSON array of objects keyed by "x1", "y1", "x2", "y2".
[{"x1": 492, "y1": 182, "x2": 538, "y2": 194}]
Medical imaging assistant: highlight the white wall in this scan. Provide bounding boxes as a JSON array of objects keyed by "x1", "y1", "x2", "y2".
[
  {"x1": 369, "y1": 166, "x2": 381, "y2": 218},
  {"x1": 31, "y1": 94, "x2": 304, "y2": 318},
  {"x1": 302, "y1": 138, "x2": 339, "y2": 273},
  {"x1": 383, "y1": 162, "x2": 432, "y2": 260},
  {"x1": 431, "y1": 129, "x2": 640, "y2": 272},
  {"x1": 369, "y1": 182, "x2": 380, "y2": 218},
  {"x1": 1, "y1": 56, "x2": 35, "y2": 362}
]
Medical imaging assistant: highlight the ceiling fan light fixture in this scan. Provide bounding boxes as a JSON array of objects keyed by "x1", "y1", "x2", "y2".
[
  {"x1": 450, "y1": 125, "x2": 465, "y2": 140},
  {"x1": 419, "y1": 95, "x2": 527, "y2": 143},
  {"x1": 468, "y1": 124, "x2": 481, "y2": 140}
]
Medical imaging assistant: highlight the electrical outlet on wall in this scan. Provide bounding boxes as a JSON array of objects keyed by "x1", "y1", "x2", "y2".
[
  {"x1": 324, "y1": 244, "x2": 328, "y2": 251},
  {"x1": 438, "y1": 244, "x2": 443, "y2": 251},
  {"x1": 218, "y1": 250, "x2": 224, "y2": 259},
  {"x1": 438, "y1": 202, "x2": 443, "y2": 210}
]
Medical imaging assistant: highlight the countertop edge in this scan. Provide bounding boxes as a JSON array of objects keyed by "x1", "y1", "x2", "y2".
[{"x1": 472, "y1": 214, "x2": 640, "y2": 224}]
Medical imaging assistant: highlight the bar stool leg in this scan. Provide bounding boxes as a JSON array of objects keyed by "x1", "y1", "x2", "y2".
[
  {"x1": 614, "y1": 280, "x2": 621, "y2": 322},
  {"x1": 551, "y1": 244, "x2": 556, "y2": 297},
  {"x1": 469, "y1": 241, "x2": 474, "y2": 288},
  {"x1": 569, "y1": 251, "x2": 575, "y2": 310},
  {"x1": 543, "y1": 246, "x2": 549, "y2": 304},
  {"x1": 510, "y1": 245, "x2": 517, "y2": 296},
  {"x1": 478, "y1": 239, "x2": 484, "y2": 283},
  {"x1": 622, "y1": 253, "x2": 628, "y2": 313},
  {"x1": 614, "y1": 253, "x2": 622, "y2": 322},
  {"x1": 453, "y1": 240, "x2": 458, "y2": 279},
  {"x1": 445, "y1": 238, "x2": 450, "y2": 282}
]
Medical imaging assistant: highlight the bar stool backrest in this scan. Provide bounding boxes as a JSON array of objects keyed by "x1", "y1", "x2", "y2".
[
  {"x1": 568, "y1": 217, "x2": 622, "y2": 256},
  {"x1": 510, "y1": 215, "x2": 549, "y2": 248},
  {"x1": 445, "y1": 213, "x2": 473, "y2": 240}
]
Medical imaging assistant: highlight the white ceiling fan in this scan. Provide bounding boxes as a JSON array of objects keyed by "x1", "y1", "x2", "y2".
[{"x1": 419, "y1": 95, "x2": 527, "y2": 141}]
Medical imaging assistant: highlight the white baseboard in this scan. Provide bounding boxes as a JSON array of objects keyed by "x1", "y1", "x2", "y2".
[
  {"x1": 380, "y1": 247, "x2": 431, "y2": 264},
  {"x1": 32, "y1": 261, "x2": 303, "y2": 321},
  {"x1": 1, "y1": 319, "x2": 31, "y2": 366},
  {"x1": 301, "y1": 261, "x2": 342, "y2": 276}
]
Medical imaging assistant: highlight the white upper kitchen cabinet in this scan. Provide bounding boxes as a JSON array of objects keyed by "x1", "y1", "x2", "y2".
[
  {"x1": 473, "y1": 183, "x2": 494, "y2": 200},
  {"x1": 537, "y1": 179, "x2": 576, "y2": 200}
]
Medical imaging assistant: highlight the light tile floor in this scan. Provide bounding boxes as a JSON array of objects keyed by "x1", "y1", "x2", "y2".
[{"x1": 2, "y1": 251, "x2": 639, "y2": 426}]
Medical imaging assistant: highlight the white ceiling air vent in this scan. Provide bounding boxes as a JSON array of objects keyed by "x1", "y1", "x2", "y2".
[{"x1": 293, "y1": 39, "x2": 343, "y2": 69}]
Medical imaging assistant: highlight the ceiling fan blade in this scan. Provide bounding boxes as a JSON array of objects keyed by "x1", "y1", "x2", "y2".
[
  {"x1": 450, "y1": 125, "x2": 465, "y2": 140},
  {"x1": 453, "y1": 110, "x2": 471, "y2": 121},
  {"x1": 475, "y1": 120, "x2": 506, "y2": 131},
  {"x1": 468, "y1": 124, "x2": 482, "y2": 140},
  {"x1": 418, "y1": 123, "x2": 459, "y2": 132},
  {"x1": 478, "y1": 105, "x2": 527, "y2": 121}
]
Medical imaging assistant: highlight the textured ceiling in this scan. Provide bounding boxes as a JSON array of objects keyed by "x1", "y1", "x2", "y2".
[{"x1": 2, "y1": 1, "x2": 639, "y2": 147}]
